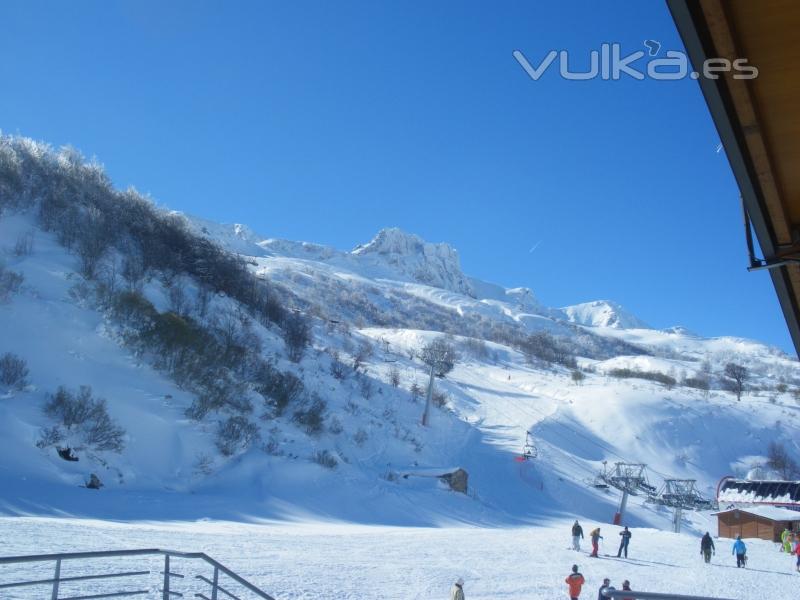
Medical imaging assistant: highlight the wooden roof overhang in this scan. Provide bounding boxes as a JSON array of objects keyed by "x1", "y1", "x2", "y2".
[{"x1": 667, "y1": 0, "x2": 800, "y2": 355}]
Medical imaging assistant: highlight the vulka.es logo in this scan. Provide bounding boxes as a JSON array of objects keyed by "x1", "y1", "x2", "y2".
[{"x1": 513, "y1": 42, "x2": 758, "y2": 81}]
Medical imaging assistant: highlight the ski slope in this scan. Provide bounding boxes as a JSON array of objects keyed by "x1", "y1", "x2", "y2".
[{"x1": 1, "y1": 517, "x2": 797, "y2": 599}]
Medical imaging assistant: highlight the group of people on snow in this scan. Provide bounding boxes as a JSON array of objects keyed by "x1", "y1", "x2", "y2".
[
  {"x1": 449, "y1": 523, "x2": 800, "y2": 599},
  {"x1": 571, "y1": 521, "x2": 631, "y2": 558},
  {"x1": 565, "y1": 564, "x2": 633, "y2": 600}
]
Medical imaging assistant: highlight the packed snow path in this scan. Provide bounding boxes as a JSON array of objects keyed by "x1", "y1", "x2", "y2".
[{"x1": 2, "y1": 517, "x2": 798, "y2": 599}]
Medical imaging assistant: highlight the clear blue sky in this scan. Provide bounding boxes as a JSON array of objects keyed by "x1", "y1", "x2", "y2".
[{"x1": 1, "y1": 1, "x2": 793, "y2": 353}]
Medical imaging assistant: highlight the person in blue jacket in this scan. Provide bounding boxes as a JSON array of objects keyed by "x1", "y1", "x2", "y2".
[{"x1": 732, "y1": 535, "x2": 747, "y2": 568}]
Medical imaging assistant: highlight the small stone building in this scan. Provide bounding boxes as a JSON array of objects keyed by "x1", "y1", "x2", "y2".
[{"x1": 713, "y1": 506, "x2": 800, "y2": 542}]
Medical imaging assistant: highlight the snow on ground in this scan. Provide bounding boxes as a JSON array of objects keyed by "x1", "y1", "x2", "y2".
[{"x1": 2, "y1": 517, "x2": 798, "y2": 599}]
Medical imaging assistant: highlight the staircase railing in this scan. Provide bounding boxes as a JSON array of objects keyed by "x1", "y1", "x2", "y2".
[
  {"x1": 606, "y1": 590, "x2": 737, "y2": 600},
  {"x1": 0, "y1": 548, "x2": 276, "y2": 600}
]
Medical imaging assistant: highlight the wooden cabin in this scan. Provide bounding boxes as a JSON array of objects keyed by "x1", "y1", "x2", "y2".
[{"x1": 714, "y1": 506, "x2": 800, "y2": 542}]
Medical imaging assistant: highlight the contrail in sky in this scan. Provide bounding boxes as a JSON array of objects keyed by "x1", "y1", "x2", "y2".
[{"x1": 529, "y1": 240, "x2": 542, "y2": 253}]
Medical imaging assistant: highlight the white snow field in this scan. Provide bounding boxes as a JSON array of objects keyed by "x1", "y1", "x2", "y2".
[{"x1": 2, "y1": 517, "x2": 798, "y2": 599}]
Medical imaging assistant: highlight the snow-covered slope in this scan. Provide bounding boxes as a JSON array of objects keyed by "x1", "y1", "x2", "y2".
[{"x1": 1, "y1": 136, "x2": 799, "y2": 538}]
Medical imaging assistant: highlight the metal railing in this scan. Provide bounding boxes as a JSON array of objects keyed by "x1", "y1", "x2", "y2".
[
  {"x1": 606, "y1": 590, "x2": 737, "y2": 600},
  {"x1": 0, "y1": 548, "x2": 276, "y2": 600}
]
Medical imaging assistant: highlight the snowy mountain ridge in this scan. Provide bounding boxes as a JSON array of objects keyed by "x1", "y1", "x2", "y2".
[{"x1": 185, "y1": 216, "x2": 655, "y2": 334}]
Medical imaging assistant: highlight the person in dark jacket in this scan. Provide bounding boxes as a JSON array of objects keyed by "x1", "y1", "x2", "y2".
[
  {"x1": 700, "y1": 532, "x2": 715, "y2": 564},
  {"x1": 597, "y1": 577, "x2": 614, "y2": 600},
  {"x1": 616, "y1": 526, "x2": 632, "y2": 558},
  {"x1": 572, "y1": 520, "x2": 584, "y2": 551}
]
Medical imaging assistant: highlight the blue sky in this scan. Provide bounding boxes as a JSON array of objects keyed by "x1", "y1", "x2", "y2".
[{"x1": 1, "y1": 1, "x2": 792, "y2": 352}]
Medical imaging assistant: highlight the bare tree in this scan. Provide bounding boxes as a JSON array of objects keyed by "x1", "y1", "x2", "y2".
[
  {"x1": 766, "y1": 441, "x2": 799, "y2": 479},
  {"x1": 724, "y1": 363, "x2": 748, "y2": 401},
  {"x1": 283, "y1": 312, "x2": 312, "y2": 362},
  {"x1": 420, "y1": 337, "x2": 457, "y2": 377},
  {"x1": 419, "y1": 337, "x2": 458, "y2": 425}
]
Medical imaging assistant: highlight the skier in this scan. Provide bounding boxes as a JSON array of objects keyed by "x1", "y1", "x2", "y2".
[
  {"x1": 565, "y1": 564, "x2": 585, "y2": 600},
  {"x1": 589, "y1": 527, "x2": 603, "y2": 557},
  {"x1": 597, "y1": 577, "x2": 614, "y2": 600},
  {"x1": 732, "y1": 535, "x2": 747, "y2": 568},
  {"x1": 572, "y1": 520, "x2": 584, "y2": 551},
  {"x1": 700, "y1": 532, "x2": 715, "y2": 564},
  {"x1": 616, "y1": 526, "x2": 632, "y2": 558},
  {"x1": 620, "y1": 580, "x2": 634, "y2": 600},
  {"x1": 450, "y1": 577, "x2": 465, "y2": 600}
]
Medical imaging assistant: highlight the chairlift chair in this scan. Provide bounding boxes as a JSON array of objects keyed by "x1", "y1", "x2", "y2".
[{"x1": 521, "y1": 431, "x2": 538, "y2": 460}]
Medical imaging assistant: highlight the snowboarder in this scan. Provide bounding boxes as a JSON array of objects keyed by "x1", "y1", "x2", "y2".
[
  {"x1": 565, "y1": 565, "x2": 585, "y2": 600},
  {"x1": 732, "y1": 535, "x2": 747, "y2": 568},
  {"x1": 620, "y1": 580, "x2": 634, "y2": 600},
  {"x1": 572, "y1": 520, "x2": 584, "y2": 551},
  {"x1": 597, "y1": 577, "x2": 614, "y2": 600},
  {"x1": 589, "y1": 528, "x2": 603, "y2": 557},
  {"x1": 450, "y1": 577, "x2": 465, "y2": 600},
  {"x1": 616, "y1": 526, "x2": 631, "y2": 558},
  {"x1": 700, "y1": 532, "x2": 715, "y2": 564}
]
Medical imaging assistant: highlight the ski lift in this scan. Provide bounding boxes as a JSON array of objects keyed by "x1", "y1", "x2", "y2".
[
  {"x1": 592, "y1": 461, "x2": 610, "y2": 489},
  {"x1": 517, "y1": 431, "x2": 538, "y2": 461}
]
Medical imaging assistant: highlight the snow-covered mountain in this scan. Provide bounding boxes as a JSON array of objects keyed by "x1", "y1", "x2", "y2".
[
  {"x1": 560, "y1": 300, "x2": 650, "y2": 330},
  {"x1": 1, "y1": 135, "x2": 799, "y2": 534}
]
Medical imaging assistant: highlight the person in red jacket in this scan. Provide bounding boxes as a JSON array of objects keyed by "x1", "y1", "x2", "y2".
[
  {"x1": 565, "y1": 564, "x2": 585, "y2": 600},
  {"x1": 795, "y1": 540, "x2": 800, "y2": 573},
  {"x1": 621, "y1": 580, "x2": 634, "y2": 600}
]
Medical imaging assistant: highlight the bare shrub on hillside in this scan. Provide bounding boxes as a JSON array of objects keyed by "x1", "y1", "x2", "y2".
[
  {"x1": 44, "y1": 386, "x2": 125, "y2": 452},
  {"x1": 216, "y1": 416, "x2": 260, "y2": 456},
  {"x1": 13, "y1": 231, "x2": 34, "y2": 256},
  {"x1": 312, "y1": 449, "x2": 338, "y2": 469},
  {"x1": 292, "y1": 394, "x2": 326, "y2": 435},
  {"x1": 0, "y1": 352, "x2": 29, "y2": 389},
  {"x1": 0, "y1": 264, "x2": 24, "y2": 301}
]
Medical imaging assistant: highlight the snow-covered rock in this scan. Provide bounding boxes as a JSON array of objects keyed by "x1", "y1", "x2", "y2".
[
  {"x1": 352, "y1": 228, "x2": 475, "y2": 296},
  {"x1": 560, "y1": 300, "x2": 650, "y2": 329}
]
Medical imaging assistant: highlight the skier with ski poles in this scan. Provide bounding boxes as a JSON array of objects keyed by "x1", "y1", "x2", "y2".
[
  {"x1": 589, "y1": 527, "x2": 603, "y2": 557},
  {"x1": 572, "y1": 520, "x2": 584, "y2": 551},
  {"x1": 732, "y1": 535, "x2": 747, "y2": 568},
  {"x1": 616, "y1": 526, "x2": 631, "y2": 558},
  {"x1": 700, "y1": 531, "x2": 715, "y2": 564},
  {"x1": 565, "y1": 564, "x2": 585, "y2": 600}
]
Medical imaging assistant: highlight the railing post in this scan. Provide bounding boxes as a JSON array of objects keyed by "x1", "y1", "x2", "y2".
[
  {"x1": 51, "y1": 558, "x2": 61, "y2": 600},
  {"x1": 162, "y1": 554, "x2": 170, "y2": 600},
  {"x1": 211, "y1": 565, "x2": 219, "y2": 600}
]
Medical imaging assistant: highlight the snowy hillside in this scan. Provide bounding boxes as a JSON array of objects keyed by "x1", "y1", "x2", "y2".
[{"x1": 1, "y1": 135, "x2": 799, "y2": 539}]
